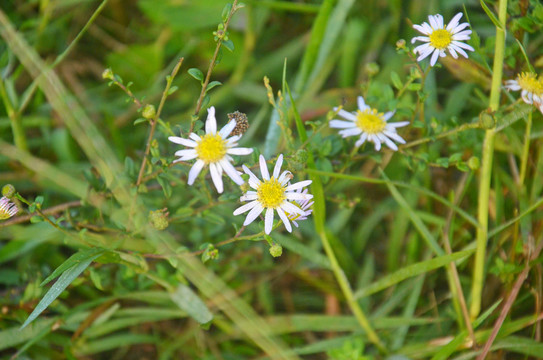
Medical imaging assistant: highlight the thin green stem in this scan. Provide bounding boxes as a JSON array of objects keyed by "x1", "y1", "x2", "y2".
[
  {"x1": 519, "y1": 111, "x2": 532, "y2": 185},
  {"x1": 136, "y1": 57, "x2": 184, "y2": 187},
  {"x1": 0, "y1": 79, "x2": 27, "y2": 150},
  {"x1": 470, "y1": 0, "x2": 508, "y2": 320},
  {"x1": 191, "y1": 0, "x2": 240, "y2": 132},
  {"x1": 18, "y1": 0, "x2": 109, "y2": 115}
]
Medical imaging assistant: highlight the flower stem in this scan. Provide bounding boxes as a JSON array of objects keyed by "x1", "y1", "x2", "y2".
[
  {"x1": 0, "y1": 79, "x2": 28, "y2": 151},
  {"x1": 136, "y1": 57, "x2": 184, "y2": 187},
  {"x1": 191, "y1": 0, "x2": 240, "y2": 132},
  {"x1": 470, "y1": 0, "x2": 508, "y2": 320},
  {"x1": 519, "y1": 110, "x2": 532, "y2": 185}
]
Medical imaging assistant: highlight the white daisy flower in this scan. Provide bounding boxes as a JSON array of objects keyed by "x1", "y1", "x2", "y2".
[
  {"x1": 411, "y1": 12, "x2": 474, "y2": 67},
  {"x1": 505, "y1": 72, "x2": 543, "y2": 109},
  {"x1": 233, "y1": 154, "x2": 313, "y2": 234},
  {"x1": 0, "y1": 196, "x2": 18, "y2": 220},
  {"x1": 168, "y1": 106, "x2": 253, "y2": 193},
  {"x1": 287, "y1": 188, "x2": 314, "y2": 228},
  {"x1": 329, "y1": 96, "x2": 409, "y2": 151}
]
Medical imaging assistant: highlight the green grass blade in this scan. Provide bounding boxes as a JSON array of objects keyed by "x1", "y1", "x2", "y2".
[
  {"x1": 41, "y1": 248, "x2": 106, "y2": 286},
  {"x1": 355, "y1": 250, "x2": 474, "y2": 298},
  {"x1": 21, "y1": 252, "x2": 103, "y2": 329},
  {"x1": 169, "y1": 283, "x2": 213, "y2": 325}
]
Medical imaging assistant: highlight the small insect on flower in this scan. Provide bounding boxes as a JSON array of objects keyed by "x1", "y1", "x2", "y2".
[
  {"x1": 0, "y1": 196, "x2": 18, "y2": 220},
  {"x1": 233, "y1": 154, "x2": 313, "y2": 234},
  {"x1": 168, "y1": 106, "x2": 253, "y2": 193},
  {"x1": 330, "y1": 96, "x2": 409, "y2": 151},
  {"x1": 505, "y1": 72, "x2": 543, "y2": 113},
  {"x1": 411, "y1": 12, "x2": 474, "y2": 67}
]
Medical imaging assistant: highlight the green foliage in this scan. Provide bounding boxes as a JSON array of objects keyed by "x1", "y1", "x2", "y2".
[{"x1": 1, "y1": 0, "x2": 543, "y2": 358}]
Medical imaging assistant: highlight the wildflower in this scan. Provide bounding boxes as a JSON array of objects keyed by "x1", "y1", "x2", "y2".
[
  {"x1": 287, "y1": 188, "x2": 314, "y2": 228},
  {"x1": 505, "y1": 72, "x2": 543, "y2": 111},
  {"x1": 233, "y1": 154, "x2": 313, "y2": 234},
  {"x1": 329, "y1": 96, "x2": 409, "y2": 151},
  {"x1": 168, "y1": 106, "x2": 253, "y2": 193},
  {"x1": 0, "y1": 196, "x2": 18, "y2": 220},
  {"x1": 411, "y1": 12, "x2": 474, "y2": 67}
]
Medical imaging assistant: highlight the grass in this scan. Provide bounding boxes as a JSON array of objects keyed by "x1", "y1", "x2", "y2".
[{"x1": 1, "y1": 0, "x2": 543, "y2": 359}]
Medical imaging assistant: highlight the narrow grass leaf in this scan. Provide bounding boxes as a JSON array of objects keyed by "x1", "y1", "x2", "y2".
[
  {"x1": 21, "y1": 252, "x2": 103, "y2": 329},
  {"x1": 41, "y1": 248, "x2": 106, "y2": 286},
  {"x1": 169, "y1": 284, "x2": 213, "y2": 325},
  {"x1": 354, "y1": 250, "x2": 474, "y2": 298}
]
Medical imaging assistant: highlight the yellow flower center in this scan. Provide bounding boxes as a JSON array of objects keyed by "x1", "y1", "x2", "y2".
[
  {"x1": 517, "y1": 72, "x2": 543, "y2": 95},
  {"x1": 356, "y1": 109, "x2": 386, "y2": 134},
  {"x1": 196, "y1": 134, "x2": 227, "y2": 163},
  {"x1": 257, "y1": 178, "x2": 286, "y2": 209},
  {"x1": 429, "y1": 29, "x2": 452, "y2": 50}
]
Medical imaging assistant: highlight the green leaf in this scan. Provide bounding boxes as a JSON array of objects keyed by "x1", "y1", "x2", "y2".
[
  {"x1": 22, "y1": 250, "x2": 104, "y2": 328},
  {"x1": 222, "y1": 39, "x2": 235, "y2": 52},
  {"x1": 167, "y1": 85, "x2": 178, "y2": 95},
  {"x1": 157, "y1": 174, "x2": 172, "y2": 198},
  {"x1": 354, "y1": 249, "x2": 474, "y2": 298},
  {"x1": 480, "y1": 0, "x2": 503, "y2": 30},
  {"x1": 391, "y1": 71, "x2": 402, "y2": 90},
  {"x1": 40, "y1": 248, "x2": 106, "y2": 286},
  {"x1": 205, "y1": 81, "x2": 222, "y2": 94},
  {"x1": 188, "y1": 68, "x2": 204, "y2": 83},
  {"x1": 169, "y1": 284, "x2": 213, "y2": 324},
  {"x1": 221, "y1": 3, "x2": 232, "y2": 22}
]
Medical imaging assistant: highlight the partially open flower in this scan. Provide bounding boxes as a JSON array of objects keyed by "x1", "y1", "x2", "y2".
[
  {"x1": 0, "y1": 196, "x2": 18, "y2": 220},
  {"x1": 505, "y1": 72, "x2": 543, "y2": 113},
  {"x1": 233, "y1": 154, "x2": 313, "y2": 234}
]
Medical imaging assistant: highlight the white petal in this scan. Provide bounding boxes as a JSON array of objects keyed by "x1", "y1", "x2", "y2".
[
  {"x1": 449, "y1": 44, "x2": 469, "y2": 58},
  {"x1": 452, "y1": 41, "x2": 474, "y2": 52},
  {"x1": 189, "y1": 133, "x2": 201, "y2": 142},
  {"x1": 273, "y1": 154, "x2": 283, "y2": 179},
  {"x1": 169, "y1": 136, "x2": 197, "y2": 147},
  {"x1": 413, "y1": 24, "x2": 430, "y2": 35},
  {"x1": 373, "y1": 136, "x2": 382, "y2": 151},
  {"x1": 446, "y1": 12, "x2": 463, "y2": 32},
  {"x1": 220, "y1": 158, "x2": 244, "y2": 185},
  {"x1": 339, "y1": 127, "x2": 363, "y2": 137},
  {"x1": 378, "y1": 133, "x2": 398, "y2": 151},
  {"x1": 233, "y1": 200, "x2": 258, "y2": 215},
  {"x1": 209, "y1": 162, "x2": 224, "y2": 193},
  {"x1": 430, "y1": 49, "x2": 440, "y2": 66},
  {"x1": 205, "y1": 106, "x2": 217, "y2": 134},
  {"x1": 188, "y1": 159, "x2": 205, "y2": 185},
  {"x1": 276, "y1": 207, "x2": 292, "y2": 233},
  {"x1": 175, "y1": 149, "x2": 197, "y2": 157},
  {"x1": 227, "y1": 147, "x2": 253, "y2": 156},
  {"x1": 429, "y1": 15, "x2": 439, "y2": 29},
  {"x1": 330, "y1": 120, "x2": 356, "y2": 129},
  {"x1": 227, "y1": 135, "x2": 242, "y2": 144},
  {"x1": 448, "y1": 46, "x2": 458, "y2": 59},
  {"x1": 335, "y1": 109, "x2": 357, "y2": 121},
  {"x1": 285, "y1": 180, "x2": 312, "y2": 192},
  {"x1": 355, "y1": 133, "x2": 368, "y2": 147},
  {"x1": 383, "y1": 111, "x2": 395, "y2": 121},
  {"x1": 264, "y1": 208, "x2": 274, "y2": 234},
  {"x1": 286, "y1": 192, "x2": 314, "y2": 201},
  {"x1": 219, "y1": 119, "x2": 237, "y2": 138},
  {"x1": 357, "y1": 96, "x2": 367, "y2": 111},
  {"x1": 244, "y1": 202, "x2": 264, "y2": 226},
  {"x1": 384, "y1": 130, "x2": 407, "y2": 144},
  {"x1": 243, "y1": 165, "x2": 261, "y2": 189},
  {"x1": 240, "y1": 193, "x2": 259, "y2": 201},
  {"x1": 450, "y1": 22, "x2": 470, "y2": 34},
  {"x1": 280, "y1": 201, "x2": 305, "y2": 216},
  {"x1": 278, "y1": 170, "x2": 293, "y2": 186},
  {"x1": 259, "y1": 154, "x2": 270, "y2": 180}
]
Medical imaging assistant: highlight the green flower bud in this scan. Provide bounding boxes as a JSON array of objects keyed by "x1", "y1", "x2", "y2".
[
  {"x1": 468, "y1": 156, "x2": 480, "y2": 171},
  {"x1": 102, "y1": 68, "x2": 114, "y2": 80},
  {"x1": 2, "y1": 184, "x2": 16, "y2": 198},
  {"x1": 149, "y1": 209, "x2": 169, "y2": 230},
  {"x1": 142, "y1": 104, "x2": 156, "y2": 119},
  {"x1": 269, "y1": 243, "x2": 283, "y2": 258},
  {"x1": 479, "y1": 111, "x2": 496, "y2": 129},
  {"x1": 365, "y1": 62, "x2": 380, "y2": 77},
  {"x1": 396, "y1": 39, "x2": 406, "y2": 50}
]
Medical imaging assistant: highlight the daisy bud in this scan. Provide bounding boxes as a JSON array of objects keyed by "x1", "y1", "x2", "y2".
[
  {"x1": 396, "y1": 39, "x2": 406, "y2": 50},
  {"x1": 365, "y1": 62, "x2": 380, "y2": 77},
  {"x1": 479, "y1": 111, "x2": 496, "y2": 129},
  {"x1": 142, "y1": 104, "x2": 156, "y2": 119},
  {"x1": 269, "y1": 243, "x2": 283, "y2": 258},
  {"x1": 102, "y1": 68, "x2": 114, "y2": 80},
  {"x1": 149, "y1": 209, "x2": 169, "y2": 230},
  {"x1": 2, "y1": 184, "x2": 15, "y2": 198},
  {"x1": 468, "y1": 156, "x2": 480, "y2": 171}
]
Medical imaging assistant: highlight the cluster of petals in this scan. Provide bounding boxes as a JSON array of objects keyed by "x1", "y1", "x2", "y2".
[
  {"x1": 168, "y1": 106, "x2": 253, "y2": 193},
  {"x1": 329, "y1": 96, "x2": 409, "y2": 151},
  {"x1": 233, "y1": 154, "x2": 313, "y2": 234},
  {"x1": 411, "y1": 12, "x2": 474, "y2": 67},
  {"x1": 0, "y1": 196, "x2": 18, "y2": 220},
  {"x1": 505, "y1": 72, "x2": 543, "y2": 114}
]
